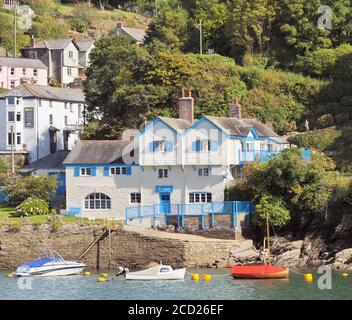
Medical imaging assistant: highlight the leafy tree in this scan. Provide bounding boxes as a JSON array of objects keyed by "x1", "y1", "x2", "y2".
[
  {"x1": 4, "y1": 175, "x2": 56, "y2": 206},
  {"x1": 253, "y1": 194, "x2": 290, "y2": 228}
]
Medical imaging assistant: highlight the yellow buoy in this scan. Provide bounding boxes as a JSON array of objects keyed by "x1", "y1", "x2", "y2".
[
  {"x1": 7, "y1": 274, "x2": 14, "y2": 278},
  {"x1": 83, "y1": 272, "x2": 91, "y2": 276},
  {"x1": 97, "y1": 277, "x2": 106, "y2": 282},
  {"x1": 341, "y1": 273, "x2": 348, "y2": 277},
  {"x1": 304, "y1": 273, "x2": 313, "y2": 281},
  {"x1": 203, "y1": 274, "x2": 212, "y2": 281},
  {"x1": 191, "y1": 273, "x2": 200, "y2": 281},
  {"x1": 101, "y1": 273, "x2": 108, "y2": 277}
]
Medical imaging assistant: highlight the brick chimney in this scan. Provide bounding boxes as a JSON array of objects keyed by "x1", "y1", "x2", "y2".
[
  {"x1": 229, "y1": 98, "x2": 241, "y2": 119},
  {"x1": 117, "y1": 20, "x2": 124, "y2": 29},
  {"x1": 179, "y1": 89, "x2": 194, "y2": 124},
  {"x1": 29, "y1": 35, "x2": 35, "y2": 48}
]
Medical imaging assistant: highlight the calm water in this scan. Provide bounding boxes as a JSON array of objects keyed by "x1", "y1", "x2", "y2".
[{"x1": 0, "y1": 269, "x2": 351, "y2": 300}]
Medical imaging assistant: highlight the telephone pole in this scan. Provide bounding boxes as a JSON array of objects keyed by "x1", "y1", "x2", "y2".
[
  {"x1": 10, "y1": 125, "x2": 15, "y2": 174},
  {"x1": 14, "y1": 2, "x2": 17, "y2": 58},
  {"x1": 199, "y1": 19, "x2": 203, "y2": 54}
]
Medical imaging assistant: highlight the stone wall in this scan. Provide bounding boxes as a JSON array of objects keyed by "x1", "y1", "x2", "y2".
[{"x1": 0, "y1": 224, "x2": 239, "y2": 270}]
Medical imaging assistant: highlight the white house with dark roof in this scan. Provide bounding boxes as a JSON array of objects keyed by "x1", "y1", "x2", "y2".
[
  {"x1": 116, "y1": 21, "x2": 147, "y2": 44},
  {"x1": 0, "y1": 57, "x2": 48, "y2": 89},
  {"x1": 0, "y1": 84, "x2": 85, "y2": 163},
  {"x1": 21, "y1": 37, "x2": 94, "y2": 86},
  {"x1": 64, "y1": 91, "x2": 289, "y2": 221}
]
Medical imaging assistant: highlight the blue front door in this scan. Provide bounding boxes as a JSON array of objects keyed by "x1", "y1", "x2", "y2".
[{"x1": 159, "y1": 193, "x2": 171, "y2": 214}]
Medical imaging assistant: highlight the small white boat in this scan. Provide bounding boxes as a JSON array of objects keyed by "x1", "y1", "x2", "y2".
[
  {"x1": 14, "y1": 247, "x2": 86, "y2": 277},
  {"x1": 125, "y1": 264, "x2": 186, "y2": 280}
]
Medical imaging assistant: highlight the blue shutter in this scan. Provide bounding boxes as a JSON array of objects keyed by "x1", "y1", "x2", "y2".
[
  {"x1": 165, "y1": 142, "x2": 173, "y2": 152},
  {"x1": 192, "y1": 140, "x2": 200, "y2": 152},
  {"x1": 126, "y1": 166, "x2": 132, "y2": 175},
  {"x1": 91, "y1": 167, "x2": 96, "y2": 176},
  {"x1": 73, "y1": 167, "x2": 80, "y2": 177},
  {"x1": 149, "y1": 142, "x2": 155, "y2": 152},
  {"x1": 211, "y1": 141, "x2": 218, "y2": 151},
  {"x1": 103, "y1": 167, "x2": 110, "y2": 176}
]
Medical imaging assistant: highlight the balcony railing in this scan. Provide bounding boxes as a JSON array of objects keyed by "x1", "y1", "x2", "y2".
[{"x1": 239, "y1": 150, "x2": 280, "y2": 164}]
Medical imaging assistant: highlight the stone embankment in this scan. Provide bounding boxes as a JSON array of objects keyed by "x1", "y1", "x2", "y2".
[{"x1": 0, "y1": 223, "x2": 245, "y2": 270}]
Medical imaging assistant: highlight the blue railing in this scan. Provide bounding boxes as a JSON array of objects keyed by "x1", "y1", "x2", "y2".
[
  {"x1": 125, "y1": 201, "x2": 254, "y2": 229},
  {"x1": 239, "y1": 150, "x2": 280, "y2": 164}
]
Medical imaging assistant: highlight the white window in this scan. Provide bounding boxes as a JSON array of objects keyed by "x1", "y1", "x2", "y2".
[
  {"x1": 33, "y1": 69, "x2": 38, "y2": 76},
  {"x1": 49, "y1": 114, "x2": 53, "y2": 124},
  {"x1": 10, "y1": 80, "x2": 15, "y2": 88},
  {"x1": 110, "y1": 167, "x2": 128, "y2": 175},
  {"x1": 78, "y1": 103, "x2": 82, "y2": 117},
  {"x1": 69, "y1": 51, "x2": 73, "y2": 58},
  {"x1": 189, "y1": 192, "x2": 212, "y2": 203},
  {"x1": 10, "y1": 68, "x2": 14, "y2": 75},
  {"x1": 7, "y1": 132, "x2": 14, "y2": 145},
  {"x1": 84, "y1": 193, "x2": 111, "y2": 210},
  {"x1": 130, "y1": 193, "x2": 141, "y2": 203},
  {"x1": 7, "y1": 111, "x2": 15, "y2": 122},
  {"x1": 154, "y1": 140, "x2": 166, "y2": 152},
  {"x1": 80, "y1": 167, "x2": 92, "y2": 176},
  {"x1": 196, "y1": 139, "x2": 211, "y2": 152},
  {"x1": 16, "y1": 133, "x2": 21, "y2": 145},
  {"x1": 67, "y1": 67, "x2": 72, "y2": 76},
  {"x1": 198, "y1": 168, "x2": 209, "y2": 176},
  {"x1": 158, "y1": 168, "x2": 168, "y2": 178},
  {"x1": 22, "y1": 68, "x2": 26, "y2": 76},
  {"x1": 16, "y1": 112, "x2": 21, "y2": 121}
]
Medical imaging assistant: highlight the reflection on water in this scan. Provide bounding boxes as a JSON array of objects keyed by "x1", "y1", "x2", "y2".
[{"x1": 0, "y1": 269, "x2": 351, "y2": 300}]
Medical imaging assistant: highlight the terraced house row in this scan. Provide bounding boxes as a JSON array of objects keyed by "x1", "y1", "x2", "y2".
[{"x1": 64, "y1": 91, "x2": 290, "y2": 220}]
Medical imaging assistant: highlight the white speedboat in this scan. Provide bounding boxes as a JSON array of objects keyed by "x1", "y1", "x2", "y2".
[
  {"x1": 14, "y1": 248, "x2": 86, "y2": 277},
  {"x1": 125, "y1": 264, "x2": 186, "y2": 280}
]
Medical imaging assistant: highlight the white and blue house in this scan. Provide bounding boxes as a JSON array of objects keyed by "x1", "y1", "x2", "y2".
[{"x1": 63, "y1": 91, "x2": 290, "y2": 222}]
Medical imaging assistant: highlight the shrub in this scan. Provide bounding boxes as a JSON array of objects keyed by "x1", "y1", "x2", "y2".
[
  {"x1": 316, "y1": 114, "x2": 334, "y2": 129},
  {"x1": 16, "y1": 198, "x2": 49, "y2": 217},
  {"x1": 70, "y1": 18, "x2": 88, "y2": 33}
]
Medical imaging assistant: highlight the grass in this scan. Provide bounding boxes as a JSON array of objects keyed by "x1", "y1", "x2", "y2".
[{"x1": 0, "y1": 205, "x2": 121, "y2": 227}]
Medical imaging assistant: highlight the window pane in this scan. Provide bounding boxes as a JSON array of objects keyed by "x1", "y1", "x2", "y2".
[
  {"x1": 204, "y1": 168, "x2": 209, "y2": 176},
  {"x1": 95, "y1": 200, "x2": 100, "y2": 209},
  {"x1": 189, "y1": 193, "x2": 194, "y2": 203},
  {"x1": 86, "y1": 168, "x2": 91, "y2": 175},
  {"x1": 24, "y1": 108, "x2": 34, "y2": 127},
  {"x1": 8, "y1": 112, "x2": 15, "y2": 121},
  {"x1": 84, "y1": 200, "x2": 89, "y2": 209},
  {"x1": 101, "y1": 201, "x2": 106, "y2": 209},
  {"x1": 207, "y1": 193, "x2": 212, "y2": 203},
  {"x1": 195, "y1": 194, "x2": 200, "y2": 203},
  {"x1": 158, "y1": 169, "x2": 163, "y2": 178},
  {"x1": 90, "y1": 200, "x2": 94, "y2": 208},
  {"x1": 164, "y1": 169, "x2": 168, "y2": 178},
  {"x1": 107, "y1": 200, "x2": 111, "y2": 209},
  {"x1": 201, "y1": 193, "x2": 206, "y2": 203},
  {"x1": 116, "y1": 167, "x2": 121, "y2": 175}
]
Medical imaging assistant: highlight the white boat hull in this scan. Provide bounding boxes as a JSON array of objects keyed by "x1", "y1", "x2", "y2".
[
  {"x1": 14, "y1": 262, "x2": 86, "y2": 277},
  {"x1": 125, "y1": 265, "x2": 186, "y2": 280}
]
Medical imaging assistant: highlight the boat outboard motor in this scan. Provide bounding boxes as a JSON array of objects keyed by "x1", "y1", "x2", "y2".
[{"x1": 116, "y1": 266, "x2": 129, "y2": 276}]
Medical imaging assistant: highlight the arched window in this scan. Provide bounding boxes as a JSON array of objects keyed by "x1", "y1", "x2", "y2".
[{"x1": 84, "y1": 193, "x2": 111, "y2": 210}]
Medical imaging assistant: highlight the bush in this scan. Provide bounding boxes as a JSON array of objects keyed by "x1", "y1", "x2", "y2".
[
  {"x1": 16, "y1": 198, "x2": 49, "y2": 217},
  {"x1": 4, "y1": 175, "x2": 56, "y2": 206},
  {"x1": 316, "y1": 114, "x2": 334, "y2": 129},
  {"x1": 70, "y1": 18, "x2": 88, "y2": 33}
]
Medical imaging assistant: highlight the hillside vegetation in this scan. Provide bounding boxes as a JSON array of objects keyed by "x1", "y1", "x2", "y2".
[{"x1": 0, "y1": 0, "x2": 150, "y2": 55}]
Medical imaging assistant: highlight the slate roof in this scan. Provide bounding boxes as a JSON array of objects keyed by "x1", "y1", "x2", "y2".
[
  {"x1": 76, "y1": 40, "x2": 94, "y2": 52},
  {"x1": 32, "y1": 39, "x2": 77, "y2": 50},
  {"x1": 0, "y1": 57, "x2": 47, "y2": 69},
  {"x1": 117, "y1": 27, "x2": 147, "y2": 43},
  {"x1": 159, "y1": 117, "x2": 192, "y2": 132},
  {"x1": 63, "y1": 140, "x2": 131, "y2": 164},
  {"x1": 21, "y1": 151, "x2": 70, "y2": 171},
  {"x1": 0, "y1": 84, "x2": 85, "y2": 102}
]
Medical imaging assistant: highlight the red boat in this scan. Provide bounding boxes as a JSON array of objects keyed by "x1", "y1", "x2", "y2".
[{"x1": 228, "y1": 265, "x2": 289, "y2": 279}]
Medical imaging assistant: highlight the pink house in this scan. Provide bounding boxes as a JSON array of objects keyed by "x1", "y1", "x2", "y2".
[{"x1": 0, "y1": 57, "x2": 48, "y2": 89}]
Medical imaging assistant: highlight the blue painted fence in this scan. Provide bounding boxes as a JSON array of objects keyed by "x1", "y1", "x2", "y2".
[
  {"x1": 0, "y1": 186, "x2": 8, "y2": 204},
  {"x1": 125, "y1": 201, "x2": 254, "y2": 229},
  {"x1": 239, "y1": 150, "x2": 280, "y2": 164}
]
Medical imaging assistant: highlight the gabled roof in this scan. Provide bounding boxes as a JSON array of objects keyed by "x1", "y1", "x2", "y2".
[
  {"x1": 0, "y1": 84, "x2": 85, "y2": 102},
  {"x1": 204, "y1": 116, "x2": 279, "y2": 137},
  {"x1": 117, "y1": 27, "x2": 147, "y2": 43},
  {"x1": 63, "y1": 140, "x2": 131, "y2": 165},
  {"x1": 76, "y1": 40, "x2": 94, "y2": 52},
  {"x1": 158, "y1": 117, "x2": 192, "y2": 132},
  {"x1": 0, "y1": 57, "x2": 47, "y2": 69},
  {"x1": 21, "y1": 150, "x2": 70, "y2": 171},
  {"x1": 27, "y1": 39, "x2": 79, "y2": 51}
]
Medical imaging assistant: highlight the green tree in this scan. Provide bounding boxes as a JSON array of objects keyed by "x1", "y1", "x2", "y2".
[{"x1": 4, "y1": 175, "x2": 56, "y2": 205}]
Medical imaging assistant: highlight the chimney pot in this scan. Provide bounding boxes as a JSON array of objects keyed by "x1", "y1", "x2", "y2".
[
  {"x1": 229, "y1": 98, "x2": 242, "y2": 119},
  {"x1": 30, "y1": 35, "x2": 35, "y2": 48},
  {"x1": 179, "y1": 89, "x2": 194, "y2": 124},
  {"x1": 117, "y1": 20, "x2": 124, "y2": 29}
]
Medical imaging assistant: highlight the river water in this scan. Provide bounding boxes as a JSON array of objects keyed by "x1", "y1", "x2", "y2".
[{"x1": 0, "y1": 268, "x2": 351, "y2": 300}]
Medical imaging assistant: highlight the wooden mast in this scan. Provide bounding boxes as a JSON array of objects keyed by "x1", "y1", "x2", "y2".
[{"x1": 266, "y1": 210, "x2": 271, "y2": 264}]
